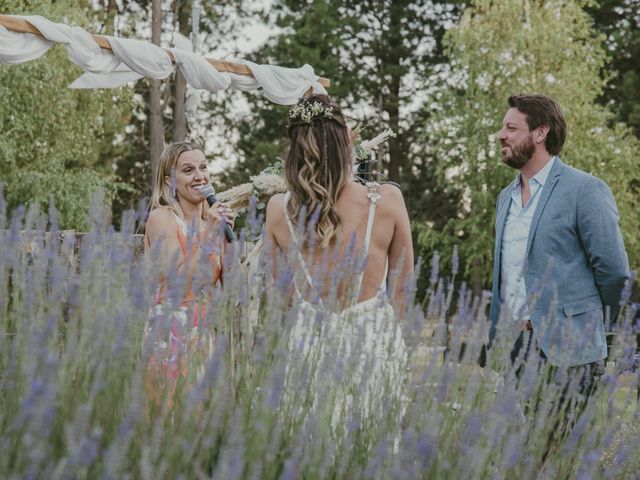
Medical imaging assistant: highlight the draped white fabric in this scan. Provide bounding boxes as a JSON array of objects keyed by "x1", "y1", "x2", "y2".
[
  {"x1": 0, "y1": 15, "x2": 327, "y2": 105},
  {"x1": 109, "y1": 36, "x2": 174, "y2": 79},
  {"x1": 171, "y1": 48, "x2": 231, "y2": 91},
  {"x1": 0, "y1": 23, "x2": 50, "y2": 64},
  {"x1": 229, "y1": 61, "x2": 327, "y2": 105},
  {"x1": 25, "y1": 16, "x2": 120, "y2": 73},
  {"x1": 68, "y1": 66, "x2": 144, "y2": 89}
]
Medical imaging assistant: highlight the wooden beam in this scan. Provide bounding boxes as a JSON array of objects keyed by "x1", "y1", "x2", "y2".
[{"x1": 0, "y1": 14, "x2": 331, "y2": 88}]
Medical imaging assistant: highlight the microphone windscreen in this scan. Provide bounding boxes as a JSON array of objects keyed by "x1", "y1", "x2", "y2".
[{"x1": 201, "y1": 184, "x2": 215, "y2": 198}]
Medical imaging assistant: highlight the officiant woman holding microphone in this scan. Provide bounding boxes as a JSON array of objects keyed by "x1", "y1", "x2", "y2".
[{"x1": 143, "y1": 141, "x2": 235, "y2": 412}]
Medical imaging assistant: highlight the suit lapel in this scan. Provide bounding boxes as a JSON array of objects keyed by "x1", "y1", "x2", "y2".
[
  {"x1": 495, "y1": 194, "x2": 511, "y2": 248},
  {"x1": 494, "y1": 182, "x2": 515, "y2": 264},
  {"x1": 525, "y1": 158, "x2": 564, "y2": 258}
]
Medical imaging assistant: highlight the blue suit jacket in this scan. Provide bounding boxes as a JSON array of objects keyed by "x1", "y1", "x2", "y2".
[{"x1": 488, "y1": 158, "x2": 629, "y2": 366}]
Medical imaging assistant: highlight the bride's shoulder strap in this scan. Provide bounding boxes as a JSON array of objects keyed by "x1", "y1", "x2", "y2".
[
  {"x1": 365, "y1": 181, "x2": 382, "y2": 207},
  {"x1": 349, "y1": 181, "x2": 382, "y2": 306},
  {"x1": 362, "y1": 181, "x2": 381, "y2": 256}
]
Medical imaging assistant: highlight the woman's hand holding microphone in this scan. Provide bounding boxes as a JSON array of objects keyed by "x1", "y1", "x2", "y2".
[
  {"x1": 205, "y1": 201, "x2": 235, "y2": 229},
  {"x1": 201, "y1": 184, "x2": 235, "y2": 243}
]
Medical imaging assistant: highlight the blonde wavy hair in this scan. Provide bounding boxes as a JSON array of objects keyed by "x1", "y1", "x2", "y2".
[
  {"x1": 150, "y1": 141, "x2": 207, "y2": 220},
  {"x1": 285, "y1": 94, "x2": 352, "y2": 247}
]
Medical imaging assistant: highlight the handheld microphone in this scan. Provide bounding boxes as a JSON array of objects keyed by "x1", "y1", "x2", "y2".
[{"x1": 201, "y1": 184, "x2": 235, "y2": 243}]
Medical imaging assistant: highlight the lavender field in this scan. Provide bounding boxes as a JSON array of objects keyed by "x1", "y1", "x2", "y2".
[{"x1": 0, "y1": 195, "x2": 638, "y2": 479}]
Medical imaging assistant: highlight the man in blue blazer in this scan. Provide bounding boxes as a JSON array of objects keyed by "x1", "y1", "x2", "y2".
[{"x1": 488, "y1": 94, "x2": 629, "y2": 368}]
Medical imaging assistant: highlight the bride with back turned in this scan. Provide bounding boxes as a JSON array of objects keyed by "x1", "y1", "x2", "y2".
[{"x1": 265, "y1": 94, "x2": 413, "y2": 444}]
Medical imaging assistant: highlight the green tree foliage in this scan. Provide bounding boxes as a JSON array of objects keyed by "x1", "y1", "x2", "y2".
[
  {"x1": 414, "y1": 0, "x2": 640, "y2": 288},
  {"x1": 588, "y1": 0, "x2": 640, "y2": 137},
  {"x1": 0, "y1": 0, "x2": 133, "y2": 230}
]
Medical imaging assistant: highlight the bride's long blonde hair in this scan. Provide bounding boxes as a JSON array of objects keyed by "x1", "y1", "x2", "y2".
[{"x1": 285, "y1": 94, "x2": 352, "y2": 247}]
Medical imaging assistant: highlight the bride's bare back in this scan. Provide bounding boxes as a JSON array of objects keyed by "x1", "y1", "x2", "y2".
[{"x1": 266, "y1": 180, "x2": 413, "y2": 312}]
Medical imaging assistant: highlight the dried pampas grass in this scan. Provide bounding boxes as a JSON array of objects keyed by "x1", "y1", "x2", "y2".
[
  {"x1": 251, "y1": 173, "x2": 287, "y2": 198},
  {"x1": 217, "y1": 174, "x2": 286, "y2": 212},
  {"x1": 215, "y1": 183, "x2": 252, "y2": 211}
]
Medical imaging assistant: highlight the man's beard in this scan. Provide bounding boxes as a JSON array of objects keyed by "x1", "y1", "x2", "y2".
[{"x1": 501, "y1": 134, "x2": 535, "y2": 169}]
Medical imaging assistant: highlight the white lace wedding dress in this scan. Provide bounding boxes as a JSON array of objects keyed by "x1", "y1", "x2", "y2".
[{"x1": 281, "y1": 183, "x2": 409, "y2": 444}]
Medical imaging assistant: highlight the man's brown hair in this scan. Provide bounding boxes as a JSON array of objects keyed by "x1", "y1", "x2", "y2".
[{"x1": 508, "y1": 94, "x2": 567, "y2": 156}]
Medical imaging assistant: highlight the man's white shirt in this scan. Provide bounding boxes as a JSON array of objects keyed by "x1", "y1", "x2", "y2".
[{"x1": 500, "y1": 156, "x2": 557, "y2": 321}]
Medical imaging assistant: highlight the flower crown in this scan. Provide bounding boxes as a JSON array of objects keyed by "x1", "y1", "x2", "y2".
[{"x1": 289, "y1": 100, "x2": 333, "y2": 125}]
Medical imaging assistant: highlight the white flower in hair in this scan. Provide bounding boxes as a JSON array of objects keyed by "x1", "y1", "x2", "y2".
[{"x1": 289, "y1": 101, "x2": 333, "y2": 124}]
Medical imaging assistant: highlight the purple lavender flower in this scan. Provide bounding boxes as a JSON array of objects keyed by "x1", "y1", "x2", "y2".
[
  {"x1": 430, "y1": 251, "x2": 440, "y2": 284},
  {"x1": 451, "y1": 244, "x2": 459, "y2": 276}
]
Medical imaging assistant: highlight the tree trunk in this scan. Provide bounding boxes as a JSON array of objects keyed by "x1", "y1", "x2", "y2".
[
  {"x1": 104, "y1": 0, "x2": 118, "y2": 34},
  {"x1": 385, "y1": 78, "x2": 402, "y2": 183},
  {"x1": 149, "y1": 0, "x2": 164, "y2": 186},
  {"x1": 172, "y1": 0, "x2": 191, "y2": 142},
  {"x1": 173, "y1": 72, "x2": 187, "y2": 142},
  {"x1": 382, "y1": 0, "x2": 404, "y2": 184}
]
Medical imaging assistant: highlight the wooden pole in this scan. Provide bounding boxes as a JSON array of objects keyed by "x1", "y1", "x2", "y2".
[
  {"x1": 172, "y1": 0, "x2": 190, "y2": 143},
  {"x1": 149, "y1": 0, "x2": 164, "y2": 187},
  {"x1": 0, "y1": 14, "x2": 330, "y2": 88}
]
